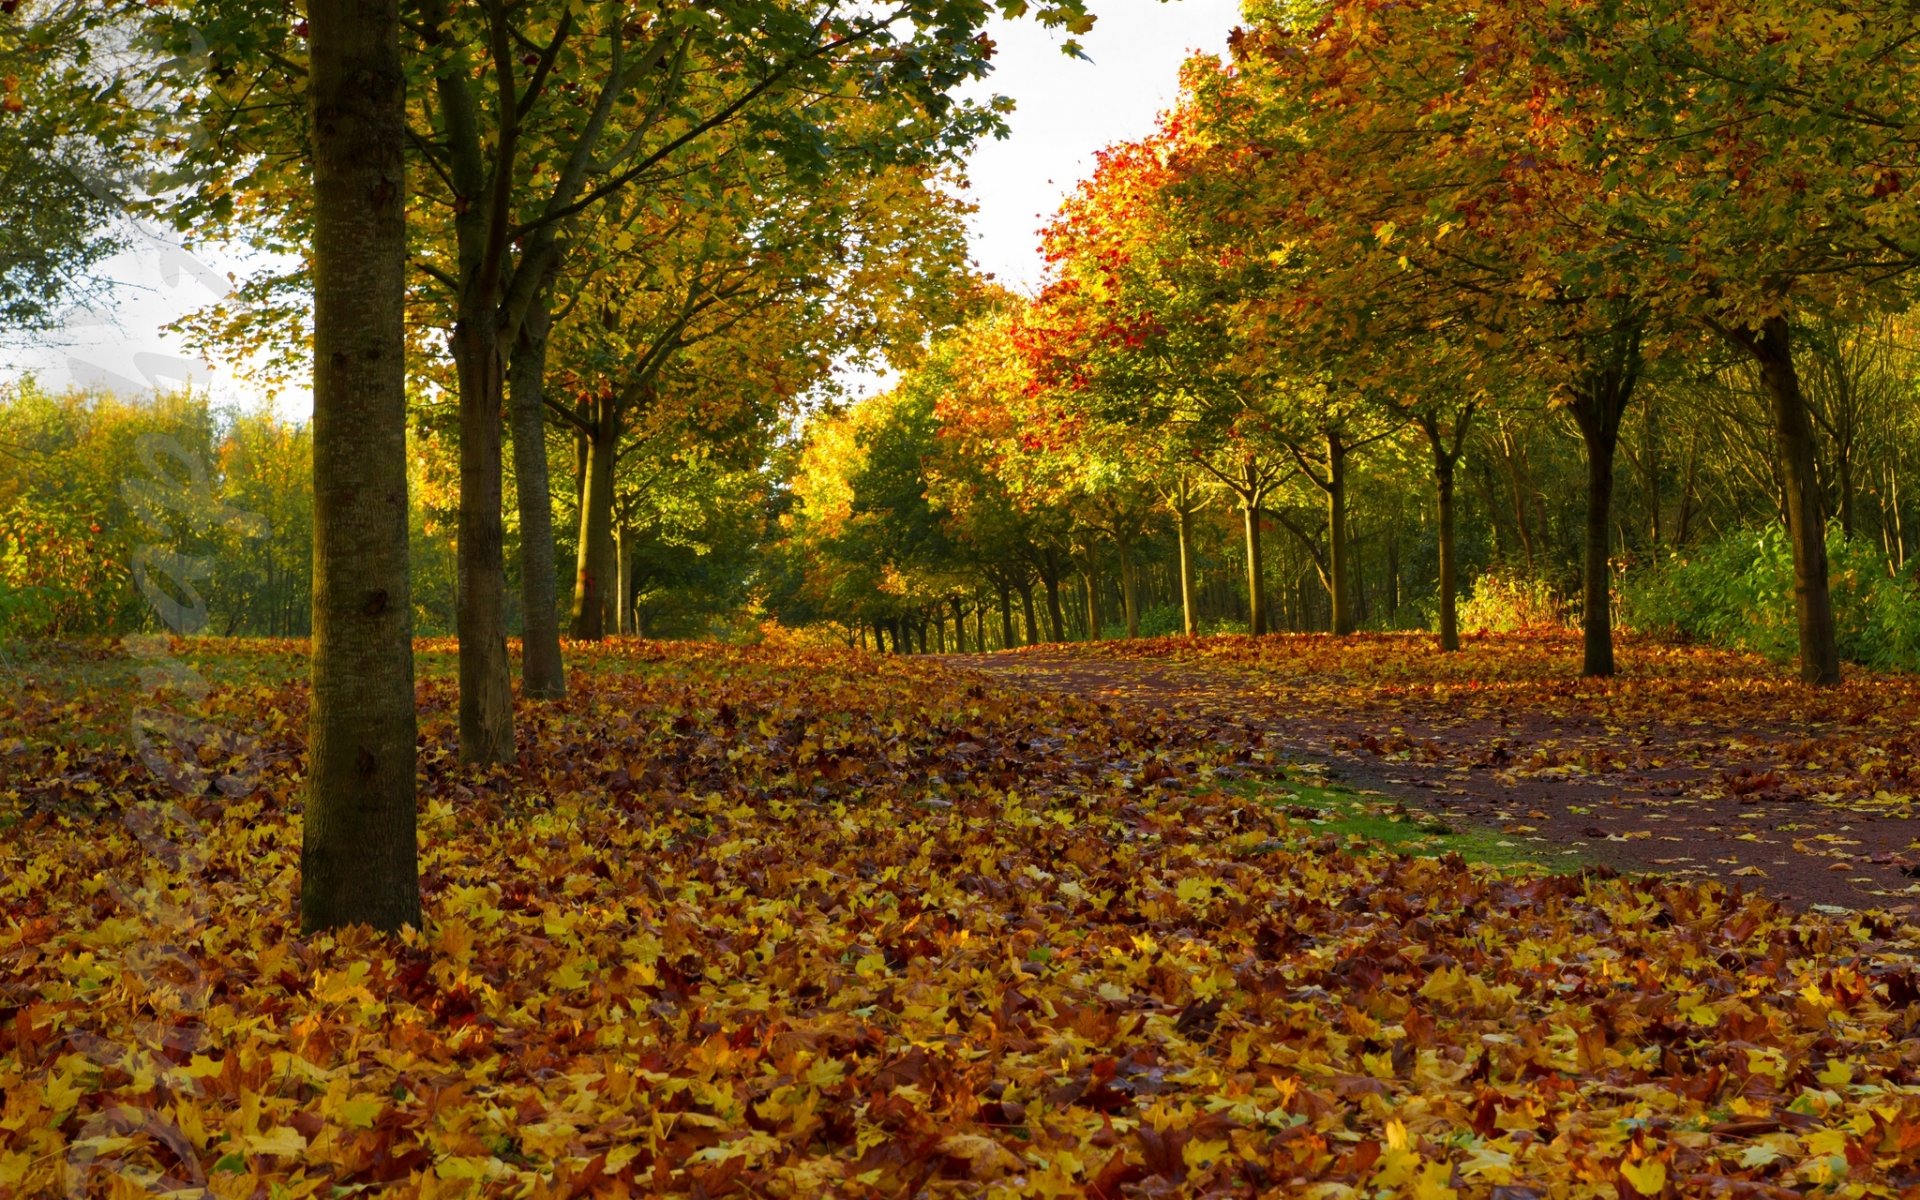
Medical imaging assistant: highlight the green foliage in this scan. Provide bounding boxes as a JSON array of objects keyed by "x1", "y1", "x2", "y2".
[
  {"x1": 1625, "y1": 525, "x2": 1920, "y2": 672},
  {"x1": 0, "y1": 383, "x2": 314, "y2": 639},
  {"x1": 1105, "y1": 602, "x2": 1241, "y2": 640}
]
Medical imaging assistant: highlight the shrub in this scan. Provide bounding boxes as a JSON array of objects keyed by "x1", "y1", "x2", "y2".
[
  {"x1": 1622, "y1": 523, "x2": 1920, "y2": 671},
  {"x1": 1457, "y1": 571, "x2": 1569, "y2": 633}
]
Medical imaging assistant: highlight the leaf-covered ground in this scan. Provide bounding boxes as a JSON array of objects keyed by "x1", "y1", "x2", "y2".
[
  {"x1": 6, "y1": 637, "x2": 1920, "y2": 1196},
  {"x1": 968, "y1": 632, "x2": 1920, "y2": 912}
]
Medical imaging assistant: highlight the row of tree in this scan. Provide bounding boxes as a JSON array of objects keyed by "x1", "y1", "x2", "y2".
[
  {"x1": 4, "y1": 0, "x2": 1099, "y2": 930},
  {"x1": 778, "y1": 0, "x2": 1920, "y2": 687}
]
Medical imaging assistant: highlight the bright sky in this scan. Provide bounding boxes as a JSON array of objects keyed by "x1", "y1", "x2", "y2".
[{"x1": 9, "y1": 0, "x2": 1243, "y2": 422}]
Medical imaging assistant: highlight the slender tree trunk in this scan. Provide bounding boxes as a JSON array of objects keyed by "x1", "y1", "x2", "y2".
[
  {"x1": 569, "y1": 403, "x2": 619, "y2": 640},
  {"x1": 949, "y1": 596, "x2": 968, "y2": 652},
  {"x1": 1575, "y1": 422, "x2": 1618, "y2": 676},
  {"x1": 1018, "y1": 579, "x2": 1038, "y2": 646},
  {"x1": 1117, "y1": 536, "x2": 1140, "y2": 638},
  {"x1": 997, "y1": 582, "x2": 1015, "y2": 649},
  {"x1": 1042, "y1": 554, "x2": 1066, "y2": 641},
  {"x1": 450, "y1": 316, "x2": 513, "y2": 762},
  {"x1": 1386, "y1": 528, "x2": 1401, "y2": 622},
  {"x1": 975, "y1": 594, "x2": 986, "y2": 652},
  {"x1": 1436, "y1": 460, "x2": 1459, "y2": 652},
  {"x1": 1743, "y1": 316, "x2": 1841, "y2": 685},
  {"x1": 1243, "y1": 503, "x2": 1267, "y2": 636},
  {"x1": 303, "y1": 0, "x2": 419, "y2": 933},
  {"x1": 614, "y1": 524, "x2": 633, "y2": 636},
  {"x1": 507, "y1": 283, "x2": 565, "y2": 697},
  {"x1": 1177, "y1": 505, "x2": 1198, "y2": 636},
  {"x1": 1327, "y1": 433, "x2": 1352, "y2": 635},
  {"x1": 1083, "y1": 567, "x2": 1101, "y2": 640}
]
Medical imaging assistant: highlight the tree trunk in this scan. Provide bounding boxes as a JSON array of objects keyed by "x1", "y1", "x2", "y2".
[
  {"x1": 1243, "y1": 504, "x2": 1267, "y2": 636},
  {"x1": 568, "y1": 402, "x2": 619, "y2": 640},
  {"x1": 1018, "y1": 579, "x2": 1038, "y2": 646},
  {"x1": 1041, "y1": 553, "x2": 1066, "y2": 641},
  {"x1": 449, "y1": 305, "x2": 515, "y2": 764},
  {"x1": 1083, "y1": 568, "x2": 1101, "y2": 640},
  {"x1": 303, "y1": 0, "x2": 419, "y2": 933},
  {"x1": 1117, "y1": 537, "x2": 1140, "y2": 638},
  {"x1": 614, "y1": 524, "x2": 633, "y2": 636},
  {"x1": 1327, "y1": 432, "x2": 1353, "y2": 636},
  {"x1": 1744, "y1": 315, "x2": 1841, "y2": 685},
  {"x1": 997, "y1": 582, "x2": 1015, "y2": 649},
  {"x1": 1560, "y1": 323, "x2": 1644, "y2": 677},
  {"x1": 507, "y1": 286, "x2": 566, "y2": 698},
  {"x1": 1177, "y1": 505, "x2": 1198, "y2": 636},
  {"x1": 949, "y1": 596, "x2": 967, "y2": 652},
  {"x1": 1436, "y1": 459, "x2": 1459, "y2": 652}
]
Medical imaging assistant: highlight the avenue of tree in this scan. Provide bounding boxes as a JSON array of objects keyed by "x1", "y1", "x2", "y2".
[{"x1": 11, "y1": 0, "x2": 1920, "y2": 931}]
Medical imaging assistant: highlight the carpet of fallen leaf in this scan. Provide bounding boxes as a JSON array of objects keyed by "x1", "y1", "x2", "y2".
[{"x1": 7, "y1": 637, "x2": 1920, "y2": 1197}]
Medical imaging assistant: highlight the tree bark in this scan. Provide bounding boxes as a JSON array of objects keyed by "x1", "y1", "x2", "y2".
[
  {"x1": 1243, "y1": 504, "x2": 1267, "y2": 636},
  {"x1": 997, "y1": 581, "x2": 1015, "y2": 649},
  {"x1": 1083, "y1": 567, "x2": 1101, "y2": 640},
  {"x1": 1176, "y1": 504, "x2": 1198, "y2": 636},
  {"x1": 303, "y1": 0, "x2": 420, "y2": 933},
  {"x1": 1018, "y1": 578, "x2": 1038, "y2": 646},
  {"x1": 1041, "y1": 551, "x2": 1066, "y2": 641},
  {"x1": 1742, "y1": 315, "x2": 1841, "y2": 685},
  {"x1": 451, "y1": 314, "x2": 515, "y2": 764},
  {"x1": 506, "y1": 283, "x2": 565, "y2": 697},
  {"x1": 614, "y1": 523, "x2": 633, "y2": 635},
  {"x1": 1567, "y1": 328, "x2": 1640, "y2": 679},
  {"x1": 1117, "y1": 535, "x2": 1140, "y2": 638},
  {"x1": 949, "y1": 596, "x2": 967, "y2": 652},
  {"x1": 1327, "y1": 432, "x2": 1352, "y2": 635},
  {"x1": 568, "y1": 398, "x2": 619, "y2": 639},
  {"x1": 1436, "y1": 460, "x2": 1459, "y2": 652}
]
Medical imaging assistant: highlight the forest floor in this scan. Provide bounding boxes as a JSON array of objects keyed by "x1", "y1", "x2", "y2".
[
  {"x1": 954, "y1": 631, "x2": 1920, "y2": 915},
  {"x1": 7, "y1": 634, "x2": 1920, "y2": 1195}
]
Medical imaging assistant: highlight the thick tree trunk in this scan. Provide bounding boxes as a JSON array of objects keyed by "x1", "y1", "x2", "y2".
[
  {"x1": 506, "y1": 286, "x2": 565, "y2": 698},
  {"x1": 1327, "y1": 433, "x2": 1352, "y2": 635},
  {"x1": 569, "y1": 405, "x2": 618, "y2": 640},
  {"x1": 1436, "y1": 460, "x2": 1459, "y2": 652},
  {"x1": 303, "y1": 0, "x2": 419, "y2": 933},
  {"x1": 1018, "y1": 579, "x2": 1038, "y2": 646},
  {"x1": 1177, "y1": 506, "x2": 1198, "y2": 636},
  {"x1": 1243, "y1": 503, "x2": 1267, "y2": 636},
  {"x1": 949, "y1": 596, "x2": 967, "y2": 652},
  {"x1": 1745, "y1": 316, "x2": 1841, "y2": 685}
]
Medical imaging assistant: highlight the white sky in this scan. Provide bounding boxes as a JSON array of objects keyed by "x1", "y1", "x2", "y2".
[{"x1": 7, "y1": 0, "x2": 1243, "y2": 422}]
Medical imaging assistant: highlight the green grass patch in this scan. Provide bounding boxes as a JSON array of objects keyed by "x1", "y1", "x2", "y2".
[{"x1": 1232, "y1": 773, "x2": 1591, "y2": 875}]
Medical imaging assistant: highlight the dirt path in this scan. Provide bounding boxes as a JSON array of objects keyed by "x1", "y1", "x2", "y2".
[{"x1": 948, "y1": 646, "x2": 1920, "y2": 913}]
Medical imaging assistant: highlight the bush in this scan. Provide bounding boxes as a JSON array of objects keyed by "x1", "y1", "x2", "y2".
[
  {"x1": 1457, "y1": 571, "x2": 1569, "y2": 633},
  {"x1": 1102, "y1": 602, "x2": 1244, "y2": 640},
  {"x1": 1622, "y1": 523, "x2": 1920, "y2": 671}
]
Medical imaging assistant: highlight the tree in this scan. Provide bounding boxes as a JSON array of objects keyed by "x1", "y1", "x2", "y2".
[
  {"x1": 0, "y1": 2, "x2": 125, "y2": 338},
  {"x1": 300, "y1": 0, "x2": 419, "y2": 934}
]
